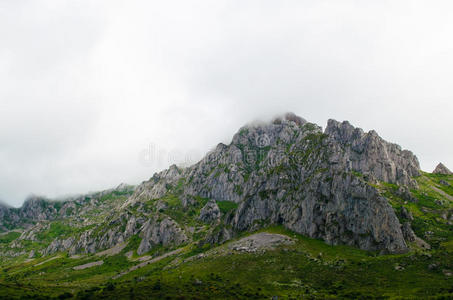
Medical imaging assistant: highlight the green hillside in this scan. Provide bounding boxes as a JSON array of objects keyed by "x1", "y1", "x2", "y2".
[{"x1": 0, "y1": 172, "x2": 452, "y2": 299}]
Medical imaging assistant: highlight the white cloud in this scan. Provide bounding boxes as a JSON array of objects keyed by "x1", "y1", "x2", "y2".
[{"x1": 0, "y1": 0, "x2": 452, "y2": 206}]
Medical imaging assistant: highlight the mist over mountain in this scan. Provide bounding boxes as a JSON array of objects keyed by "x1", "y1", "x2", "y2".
[{"x1": 1, "y1": 1, "x2": 453, "y2": 207}]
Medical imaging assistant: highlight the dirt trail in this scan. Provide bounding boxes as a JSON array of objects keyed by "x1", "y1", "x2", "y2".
[
  {"x1": 73, "y1": 260, "x2": 104, "y2": 270},
  {"x1": 0, "y1": 229, "x2": 22, "y2": 236},
  {"x1": 96, "y1": 242, "x2": 127, "y2": 257},
  {"x1": 113, "y1": 248, "x2": 184, "y2": 279},
  {"x1": 34, "y1": 256, "x2": 61, "y2": 267},
  {"x1": 432, "y1": 186, "x2": 453, "y2": 202}
]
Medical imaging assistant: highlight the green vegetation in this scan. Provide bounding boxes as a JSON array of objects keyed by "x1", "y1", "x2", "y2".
[
  {"x1": 143, "y1": 194, "x2": 211, "y2": 228},
  {"x1": 302, "y1": 122, "x2": 320, "y2": 132},
  {"x1": 217, "y1": 201, "x2": 238, "y2": 214},
  {"x1": 160, "y1": 194, "x2": 181, "y2": 208},
  {"x1": 99, "y1": 190, "x2": 130, "y2": 203},
  {"x1": 123, "y1": 234, "x2": 142, "y2": 256},
  {"x1": 238, "y1": 127, "x2": 249, "y2": 137},
  {"x1": 374, "y1": 172, "x2": 453, "y2": 250},
  {"x1": 36, "y1": 222, "x2": 74, "y2": 241},
  {"x1": 0, "y1": 226, "x2": 452, "y2": 299},
  {"x1": 0, "y1": 232, "x2": 20, "y2": 244},
  {"x1": 0, "y1": 169, "x2": 452, "y2": 299}
]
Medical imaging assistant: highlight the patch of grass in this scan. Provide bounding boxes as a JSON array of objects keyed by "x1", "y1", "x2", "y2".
[
  {"x1": 375, "y1": 174, "x2": 453, "y2": 250},
  {"x1": 161, "y1": 194, "x2": 181, "y2": 208},
  {"x1": 36, "y1": 222, "x2": 74, "y2": 242},
  {"x1": 123, "y1": 234, "x2": 142, "y2": 255},
  {"x1": 217, "y1": 201, "x2": 238, "y2": 214},
  {"x1": 423, "y1": 172, "x2": 453, "y2": 197},
  {"x1": 0, "y1": 232, "x2": 20, "y2": 244}
]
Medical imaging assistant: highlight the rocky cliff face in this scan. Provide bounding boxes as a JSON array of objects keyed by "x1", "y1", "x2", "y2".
[
  {"x1": 324, "y1": 120, "x2": 420, "y2": 186},
  {"x1": 0, "y1": 203, "x2": 10, "y2": 231},
  {"x1": 19, "y1": 196, "x2": 58, "y2": 221},
  {"x1": 125, "y1": 114, "x2": 421, "y2": 253},
  {"x1": 137, "y1": 217, "x2": 188, "y2": 255},
  {"x1": 0, "y1": 196, "x2": 56, "y2": 232}
]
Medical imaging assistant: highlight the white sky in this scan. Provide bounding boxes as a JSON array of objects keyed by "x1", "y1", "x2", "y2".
[{"x1": 1, "y1": 0, "x2": 452, "y2": 207}]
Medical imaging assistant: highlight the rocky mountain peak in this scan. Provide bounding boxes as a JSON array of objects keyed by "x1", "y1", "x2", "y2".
[
  {"x1": 325, "y1": 119, "x2": 364, "y2": 142},
  {"x1": 122, "y1": 114, "x2": 426, "y2": 253},
  {"x1": 115, "y1": 183, "x2": 132, "y2": 192},
  {"x1": 231, "y1": 113, "x2": 311, "y2": 148},
  {"x1": 272, "y1": 112, "x2": 307, "y2": 126},
  {"x1": 20, "y1": 195, "x2": 56, "y2": 221},
  {"x1": 325, "y1": 118, "x2": 420, "y2": 186},
  {"x1": 433, "y1": 162, "x2": 452, "y2": 175},
  {"x1": 22, "y1": 195, "x2": 47, "y2": 206}
]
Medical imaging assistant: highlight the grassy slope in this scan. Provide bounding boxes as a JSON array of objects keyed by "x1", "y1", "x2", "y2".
[
  {"x1": 1, "y1": 226, "x2": 452, "y2": 299},
  {"x1": 374, "y1": 172, "x2": 453, "y2": 250}
]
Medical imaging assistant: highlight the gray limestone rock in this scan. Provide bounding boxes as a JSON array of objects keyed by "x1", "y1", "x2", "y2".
[
  {"x1": 199, "y1": 200, "x2": 221, "y2": 223},
  {"x1": 401, "y1": 222, "x2": 416, "y2": 242},
  {"x1": 137, "y1": 217, "x2": 187, "y2": 255},
  {"x1": 433, "y1": 163, "x2": 453, "y2": 175},
  {"x1": 401, "y1": 207, "x2": 414, "y2": 221},
  {"x1": 439, "y1": 180, "x2": 450, "y2": 186}
]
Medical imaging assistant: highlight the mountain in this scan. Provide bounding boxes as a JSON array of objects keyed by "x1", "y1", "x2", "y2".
[
  {"x1": 0, "y1": 113, "x2": 452, "y2": 299},
  {"x1": 127, "y1": 114, "x2": 419, "y2": 253}
]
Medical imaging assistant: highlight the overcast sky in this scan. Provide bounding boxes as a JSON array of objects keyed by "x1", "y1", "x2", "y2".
[{"x1": 1, "y1": 1, "x2": 452, "y2": 207}]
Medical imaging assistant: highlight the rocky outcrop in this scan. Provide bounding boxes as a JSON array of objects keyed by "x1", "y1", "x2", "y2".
[
  {"x1": 20, "y1": 196, "x2": 58, "y2": 221},
  {"x1": 0, "y1": 184, "x2": 136, "y2": 234},
  {"x1": 199, "y1": 200, "x2": 221, "y2": 223},
  {"x1": 0, "y1": 196, "x2": 57, "y2": 232},
  {"x1": 2, "y1": 186, "x2": 137, "y2": 257},
  {"x1": 44, "y1": 237, "x2": 75, "y2": 255},
  {"x1": 202, "y1": 227, "x2": 234, "y2": 245},
  {"x1": 42, "y1": 214, "x2": 188, "y2": 256},
  {"x1": 400, "y1": 207, "x2": 414, "y2": 221},
  {"x1": 325, "y1": 120, "x2": 420, "y2": 186},
  {"x1": 433, "y1": 163, "x2": 452, "y2": 175},
  {"x1": 0, "y1": 203, "x2": 11, "y2": 232},
  {"x1": 231, "y1": 172, "x2": 407, "y2": 253},
  {"x1": 123, "y1": 165, "x2": 182, "y2": 208},
  {"x1": 137, "y1": 217, "x2": 188, "y2": 255},
  {"x1": 401, "y1": 222, "x2": 416, "y2": 242}
]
